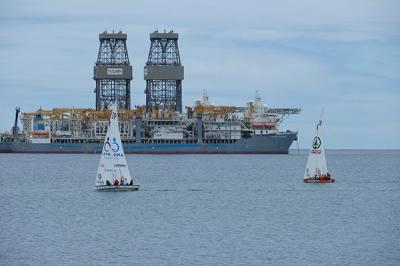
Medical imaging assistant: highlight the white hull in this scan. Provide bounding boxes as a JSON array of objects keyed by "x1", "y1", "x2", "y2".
[
  {"x1": 304, "y1": 178, "x2": 335, "y2": 183},
  {"x1": 96, "y1": 185, "x2": 140, "y2": 191}
]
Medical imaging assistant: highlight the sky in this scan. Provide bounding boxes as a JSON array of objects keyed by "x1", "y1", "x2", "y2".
[{"x1": 0, "y1": 0, "x2": 399, "y2": 149}]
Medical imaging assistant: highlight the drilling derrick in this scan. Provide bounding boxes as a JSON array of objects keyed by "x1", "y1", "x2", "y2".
[
  {"x1": 144, "y1": 30, "x2": 184, "y2": 113},
  {"x1": 94, "y1": 31, "x2": 132, "y2": 110}
]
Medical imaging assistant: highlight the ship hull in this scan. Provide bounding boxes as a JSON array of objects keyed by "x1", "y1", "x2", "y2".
[{"x1": 1, "y1": 132, "x2": 297, "y2": 154}]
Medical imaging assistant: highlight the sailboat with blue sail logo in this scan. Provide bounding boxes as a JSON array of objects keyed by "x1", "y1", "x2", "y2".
[{"x1": 96, "y1": 103, "x2": 139, "y2": 191}]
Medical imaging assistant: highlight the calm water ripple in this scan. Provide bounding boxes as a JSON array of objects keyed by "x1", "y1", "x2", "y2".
[{"x1": 0, "y1": 150, "x2": 399, "y2": 265}]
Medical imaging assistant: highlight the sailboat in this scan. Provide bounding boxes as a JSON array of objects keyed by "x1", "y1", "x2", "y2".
[
  {"x1": 304, "y1": 118, "x2": 335, "y2": 183},
  {"x1": 95, "y1": 103, "x2": 139, "y2": 191}
]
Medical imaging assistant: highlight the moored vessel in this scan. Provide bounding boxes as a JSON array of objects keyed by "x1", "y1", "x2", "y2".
[
  {"x1": 1, "y1": 94, "x2": 300, "y2": 154},
  {"x1": 0, "y1": 31, "x2": 301, "y2": 154}
]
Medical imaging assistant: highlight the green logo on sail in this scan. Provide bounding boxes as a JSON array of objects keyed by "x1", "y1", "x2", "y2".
[{"x1": 312, "y1": 137, "x2": 321, "y2": 149}]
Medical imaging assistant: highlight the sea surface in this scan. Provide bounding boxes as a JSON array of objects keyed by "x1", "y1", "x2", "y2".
[{"x1": 0, "y1": 150, "x2": 399, "y2": 265}]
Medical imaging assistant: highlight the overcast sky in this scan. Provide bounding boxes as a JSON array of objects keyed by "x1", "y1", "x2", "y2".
[{"x1": 1, "y1": 0, "x2": 399, "y2": 148}]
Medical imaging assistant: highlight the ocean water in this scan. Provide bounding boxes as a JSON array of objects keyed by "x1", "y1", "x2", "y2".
[{"x1": 0, "y1": 150, "x2": 399, "y2": 265}]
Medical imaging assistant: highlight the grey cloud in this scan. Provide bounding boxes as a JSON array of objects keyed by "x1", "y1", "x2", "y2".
[{"x1": 0, "y1": 0, "x2": 399, "y2": 148}]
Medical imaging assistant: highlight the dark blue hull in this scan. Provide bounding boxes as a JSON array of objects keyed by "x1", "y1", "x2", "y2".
[{"x1": 0, "y1": 133, "x2": 297, "y2": 154}]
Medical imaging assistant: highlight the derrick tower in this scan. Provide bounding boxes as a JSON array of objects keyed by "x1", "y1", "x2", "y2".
[
  {"x1": 144, "y1": 30, "x2": 184, "y2": 113},
  {"x1": 94, "y1": 31, "x2": 132, "y2": 110}
]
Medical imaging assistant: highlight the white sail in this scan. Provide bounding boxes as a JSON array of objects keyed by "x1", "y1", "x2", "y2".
[
  {"x1": 304, "y1": 119, "x2": 328, "y2": 180},
  {"x1": 96, "y1": 104, "x2": 133, "y2": 187}
]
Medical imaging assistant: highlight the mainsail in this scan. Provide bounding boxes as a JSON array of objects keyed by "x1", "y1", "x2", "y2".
[
  {"x1": 304, "y1": 119, "x2": 328, "y2": 180},
  {"x1": 96, "y1": 104, "x2": 132, "y2": 187}
]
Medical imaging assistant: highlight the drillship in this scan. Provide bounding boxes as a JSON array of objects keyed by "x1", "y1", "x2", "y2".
[{"x1": 0, "y1": 30, "x2": 300, "y2": 154}]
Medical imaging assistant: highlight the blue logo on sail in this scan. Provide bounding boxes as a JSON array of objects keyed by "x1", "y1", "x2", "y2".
[{"x1": 104, "y1": 137, "x2": 120, "y2": 153}]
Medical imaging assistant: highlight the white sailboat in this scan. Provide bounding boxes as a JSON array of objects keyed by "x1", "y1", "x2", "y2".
[
  {"x1": 96, "y1": 103, "x2": 139, "y2": 191},
  {"x1": 304, "y1": 117, "x2": 334, "y2": 183}
]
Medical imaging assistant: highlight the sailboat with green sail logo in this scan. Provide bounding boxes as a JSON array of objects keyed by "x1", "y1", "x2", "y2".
[{"x1": 304, "y1": 116, "x2": 334, "y2": 183}]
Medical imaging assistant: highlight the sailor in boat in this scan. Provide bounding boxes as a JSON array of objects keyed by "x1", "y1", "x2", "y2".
[
  {"x1": 106, "y1": 177, "x2": 133, "y2": 187},
  {"x1": 310, "y1": 172, "x2": 332, "y2": 181}
]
